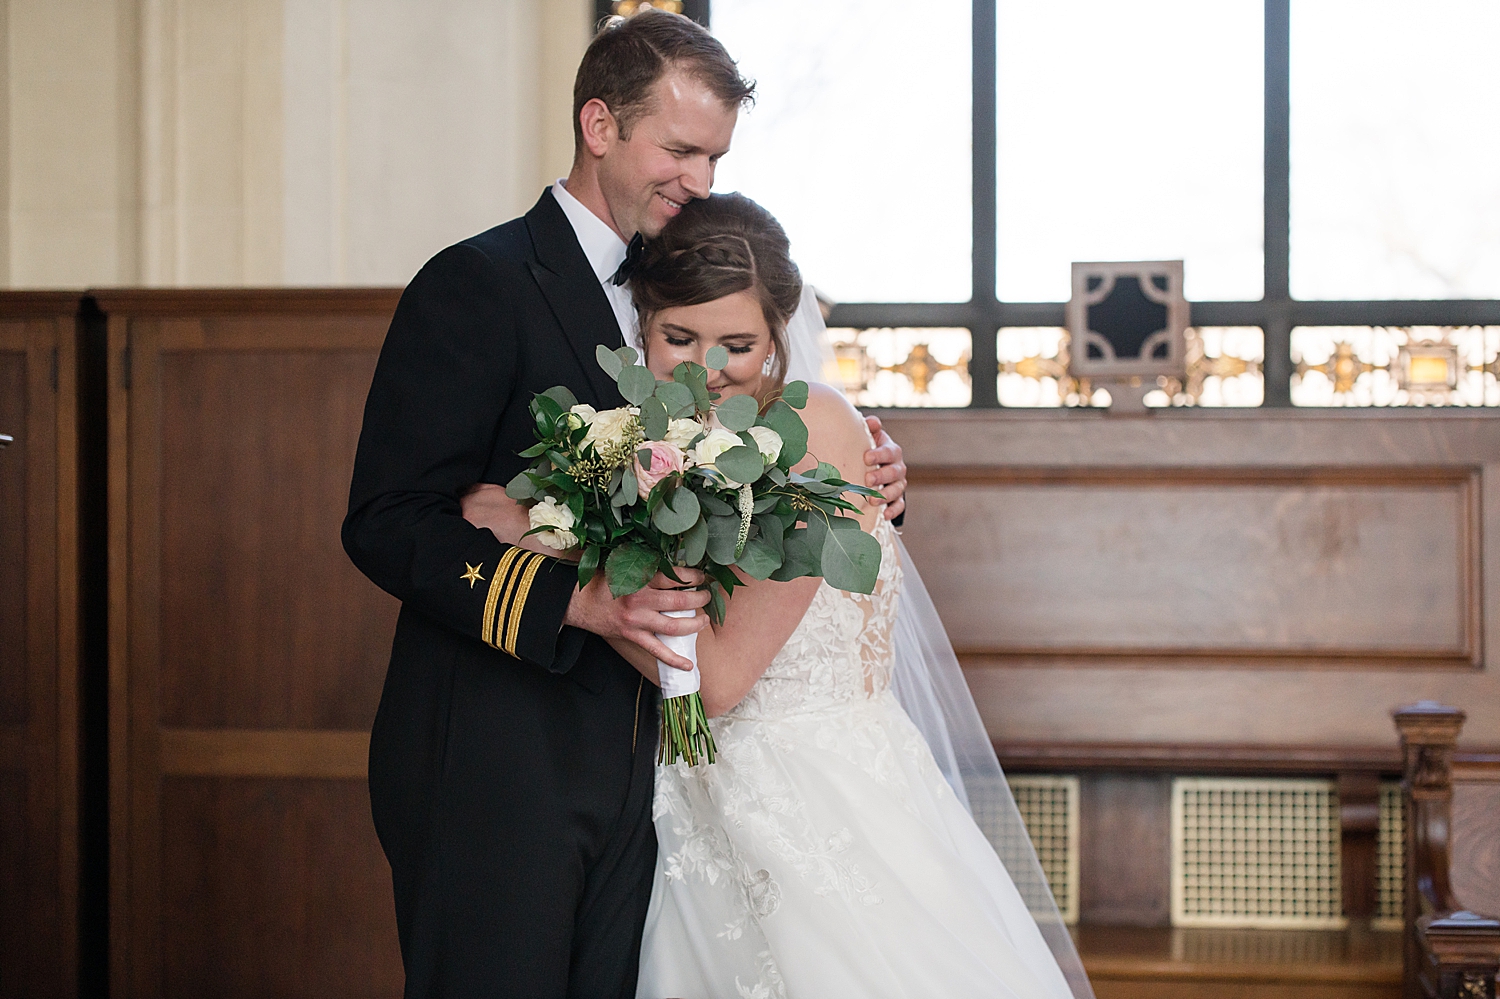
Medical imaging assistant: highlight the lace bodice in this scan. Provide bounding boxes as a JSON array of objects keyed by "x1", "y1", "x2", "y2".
[{"x1": 724, "y1": 517, "x2": 902, "y2": 721}]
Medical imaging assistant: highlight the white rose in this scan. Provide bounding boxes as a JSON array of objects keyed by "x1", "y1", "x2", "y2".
[
  {"x1": 747, "y1": 426, "x2": 783, "y2": 465},
  {"x1": 663, "y1": 418, "x2": 702, "y2": 450},
  {"x1": 689, "y1": 427, "x2": 741, "y2": 469},
  {"x1": 567, "y1": 403, "x2": 597, "y2": 430},
  {"x1": 527, "y1": 496, "x2": 578, "y2": 551},
  {"x1": 583, "y1": 407, "x2": 638, "y2": 449}
]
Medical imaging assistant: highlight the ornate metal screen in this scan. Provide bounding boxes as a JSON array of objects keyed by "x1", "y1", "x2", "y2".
[
  {"x1": 1291, "y1": 326, "x2": 1500, "y2": 407},
  {"x1": 1375, "y1": 781, "x2": 1404, "y2": 929},
  {"x1": 1005, "y1": 775, "x2": 1080, "y2": 924},
  {"x1": 828, "y1": 327, "x2": 973, "y2": 407},
  {"x1": 1171, "y1": 777, "x2": 1344, "y2": 929},
  {"x1": 996, "y1": 326, "x2": 1264, "y2": 408}
]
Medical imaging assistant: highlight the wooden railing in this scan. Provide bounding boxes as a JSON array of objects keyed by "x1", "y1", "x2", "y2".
[{"x1": 1395, "y1": 703, "x2": 1500, "y2": 999}]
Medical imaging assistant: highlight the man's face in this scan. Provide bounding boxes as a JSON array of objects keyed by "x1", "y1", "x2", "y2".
[{"x1": 596, "y1": 69, "x2": 738, "y2": 239}]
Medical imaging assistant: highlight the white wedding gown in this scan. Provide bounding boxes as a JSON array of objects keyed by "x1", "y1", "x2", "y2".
[{"x1": 637, "y1": 518, "x2": 1076, "y2": 999}]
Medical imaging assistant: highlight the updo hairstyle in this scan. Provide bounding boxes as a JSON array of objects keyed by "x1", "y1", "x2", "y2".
[{"x1": 630, "y1": 192, "x2": 803, "y2": 393}]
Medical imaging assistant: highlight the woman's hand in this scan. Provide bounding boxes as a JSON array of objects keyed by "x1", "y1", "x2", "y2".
[{"x1": 459, "y1": 483, "x2": 568, "y2": 558}]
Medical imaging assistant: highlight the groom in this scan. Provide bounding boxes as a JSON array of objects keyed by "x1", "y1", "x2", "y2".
[{"x1": 344, "y1": 9, "x2": 907, "y2": 998}]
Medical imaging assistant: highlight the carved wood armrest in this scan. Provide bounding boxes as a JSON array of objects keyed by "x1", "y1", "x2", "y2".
[
  {"x1": 1416, "y1": 912, "x2": 1500, "y2": 999},
  {"x1": 1395, "y1": 703, "x2": 1500, "y2": 999}
]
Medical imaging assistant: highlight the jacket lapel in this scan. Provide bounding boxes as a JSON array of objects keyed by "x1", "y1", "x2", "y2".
[{"x1": 525, "y1": 190, "x2": 626, "y2": 406}]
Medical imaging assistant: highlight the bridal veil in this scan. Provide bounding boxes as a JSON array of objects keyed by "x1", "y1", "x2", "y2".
[{"x1": 783, "y1": 284, "x2": 1096, "y2": 999}]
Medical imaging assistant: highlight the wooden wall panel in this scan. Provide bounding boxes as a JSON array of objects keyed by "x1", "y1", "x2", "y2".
[
  {"x1": 159, "y1": 777, "x2": 402, "y2": 999},
  {"x1": 879, "y1": 410, "x2": 1500, "y2": 749},
  {"x1": 0, "y1": 351, "x2": 27, "y2": 725},
  {"x1": 1451, "y1": 773, "x2": 1500, "y2": 919},
  {"x1": 100, "y1": 290, "x2": 403, "y2": 999},
  {"x1": 1079, "y1": 774, "x2": 1172, "y2": 927},
  {"x1": 0, "y1": 294, "x2": 84, "y2": 998},
  {"x1": 903, "y1": 470, "x2": 1476, "y2": 667},
  {"x1": 0, "y1": 769, "x2": 30, "y2": 996},
  {"x1": 157, "y1": 350, "x2": 388, "y2": 729}
]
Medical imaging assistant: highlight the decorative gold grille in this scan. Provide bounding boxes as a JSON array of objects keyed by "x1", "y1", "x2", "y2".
[
  {"x1": 610, "y1": 1, "x2": 683, "y2": 14},
  {"x1": 828, "y1": 327, "x2": 972, "y2": 407},
  {"x1": 996, "y1": 326, "x2": 1263, "y2": 407},
  {"x1": 1006, "y1": 775, "x2": 1080, "y2": 924},
  {"x1": 1375, "y1": 781, "x2": 1405, "y2": 929},
  {"x1": 1171, "y1": 778, "x2": 1345, "y2": 929},
  {"x1": 1291, "y1": 326, "x2": 1500, "y2": 407}
]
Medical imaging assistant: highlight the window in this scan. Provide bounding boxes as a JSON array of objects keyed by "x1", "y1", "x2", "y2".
[{"x1": 603, "y1": 0, "x2": 1500, "y2": 407}]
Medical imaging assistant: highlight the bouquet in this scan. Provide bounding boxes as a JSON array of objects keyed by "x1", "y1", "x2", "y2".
[{"x1": 505, "y1": 343, "x2": 882, "y2": 765}]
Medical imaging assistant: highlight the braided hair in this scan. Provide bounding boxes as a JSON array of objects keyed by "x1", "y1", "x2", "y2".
[{"x1": 630, "y1": 192, "x2": 803, "y2": 393}]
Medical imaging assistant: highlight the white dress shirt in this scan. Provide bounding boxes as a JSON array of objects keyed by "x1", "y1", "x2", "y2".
[{"x1": 550, "y1": 178, "x2": 641, "y2": 349}]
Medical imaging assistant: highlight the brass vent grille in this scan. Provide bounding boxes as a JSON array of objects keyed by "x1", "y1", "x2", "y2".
[
  {"x1": 1005, "y1": 775, "x2": 1080, "y2": 924},
  {"x1": 1375, "y1": 781, "x2": 1405, "y2": 929},
  {"x1": 1171, "y1": 777, "x2": 1345, "y2": 929}
]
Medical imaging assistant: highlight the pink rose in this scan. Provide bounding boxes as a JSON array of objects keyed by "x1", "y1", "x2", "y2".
[{"x1": 635, "y1": 441, "x2": 685, "y2": 500}]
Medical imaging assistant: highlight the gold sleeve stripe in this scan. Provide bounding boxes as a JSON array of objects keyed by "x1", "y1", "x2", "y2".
[
  {"x1": 503, "y1": 552, "x2": 547, "y2": 655},
  {"x1": 481, "y1": 547, "x2": 524, "y2": 648},
  {"x1": 495, "y1": 550, "x2": 541, "y2": 655}
]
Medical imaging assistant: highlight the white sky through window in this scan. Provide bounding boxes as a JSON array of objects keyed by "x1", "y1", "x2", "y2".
[{"x1": 711, "y1": 0, "x2": 972, "y2": 304}]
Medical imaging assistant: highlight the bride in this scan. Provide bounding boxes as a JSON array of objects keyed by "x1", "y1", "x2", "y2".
[{"x1": 464, "y1": 193, "x2": 1093, "y2": 999}]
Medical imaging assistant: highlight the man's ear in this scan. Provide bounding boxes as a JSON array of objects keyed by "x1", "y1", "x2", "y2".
[{"x1": 578, "y1": 98, "x2": 617, "y2": 159}]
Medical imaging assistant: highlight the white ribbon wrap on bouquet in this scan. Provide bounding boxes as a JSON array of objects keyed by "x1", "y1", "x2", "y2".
[{"x1": 655, "y1": 608, "x2": 700, "y2": 698}]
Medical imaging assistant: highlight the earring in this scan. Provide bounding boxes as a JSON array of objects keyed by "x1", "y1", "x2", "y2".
[{"x1": 762, "y1": 353, "x2": 775, "y2": 376}]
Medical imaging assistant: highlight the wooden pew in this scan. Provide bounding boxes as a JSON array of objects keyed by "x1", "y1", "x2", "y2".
[{"x1": 1394, "y1": 703, "x2": 1500, "y2": 999}]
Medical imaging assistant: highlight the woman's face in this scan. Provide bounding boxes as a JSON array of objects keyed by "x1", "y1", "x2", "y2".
[{"x1": 642, "y1": 289, "x2": 773, "y2": 399}]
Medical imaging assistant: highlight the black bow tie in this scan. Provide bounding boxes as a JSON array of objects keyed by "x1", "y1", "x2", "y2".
[{"x1": 611, "y1": 233, "x2": 644, "y2": 286}]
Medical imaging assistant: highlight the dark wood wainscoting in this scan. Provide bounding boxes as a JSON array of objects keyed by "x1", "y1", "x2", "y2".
[
  {"x1": 879, "y1": 409, "x2": 1500, "y2": 749},
  {"x1": 0, "y1": 293, "x2": 85, "y2": 997},
  {"x1": 98, "y1": 290, "x2": 404, "y2": 999}
]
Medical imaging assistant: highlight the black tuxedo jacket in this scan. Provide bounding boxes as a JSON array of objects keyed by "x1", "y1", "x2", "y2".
[{"x1": 344, "y1": 191, "x2": 658, "y2": 998}]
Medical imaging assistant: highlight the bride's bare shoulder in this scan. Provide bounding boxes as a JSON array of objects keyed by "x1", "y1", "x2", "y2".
[
  {"x1": 796, "y1": 382, "x2": 872, "y2": 469},
  {"x1": 799, "y1": 380, "x2": 869, "y2": 440}
]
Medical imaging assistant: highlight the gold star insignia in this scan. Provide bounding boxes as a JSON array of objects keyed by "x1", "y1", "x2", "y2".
[{"x1": 461, "y1": 562, "x2": 485, "y2": 588}]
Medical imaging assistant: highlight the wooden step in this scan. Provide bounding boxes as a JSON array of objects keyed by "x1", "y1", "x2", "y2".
[{"x1": 1075, "y1": 925, "x2": 1402, "y2": 999}]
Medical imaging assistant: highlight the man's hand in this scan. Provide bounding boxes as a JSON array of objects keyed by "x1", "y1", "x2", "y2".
[
  {"x1": 863, "y1": 415, "x2": 908, "y2": 521},
  {"x1": 564, "y1": 568, "x2": 709, "y2": 671}
]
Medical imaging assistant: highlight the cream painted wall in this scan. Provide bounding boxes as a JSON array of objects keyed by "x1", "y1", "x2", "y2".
[{"x1": 1, "y1": 0, "x2": 591, "y2": 288}]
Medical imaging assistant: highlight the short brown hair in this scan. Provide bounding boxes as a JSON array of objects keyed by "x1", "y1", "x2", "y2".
[
  {"x1": 573, "y1": 9, "x2": 755, "y2": 150},
  {"x1": 631, "y1": 193, "x2": 802, "y2": 393}
]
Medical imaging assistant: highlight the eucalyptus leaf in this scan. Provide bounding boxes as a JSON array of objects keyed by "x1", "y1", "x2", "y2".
[
  {"x1": 651, "y1": 486, "x2": 701, "y2": 536},
  {"x1": 781, "y1": 380, "x2": 809, "y2": 408},
  {"x1": 715, "y1": 393, "x2": 759, "y2": 432},
  {"x1": 753, "y1": 512, "x2": 785, "y2": 559},
  {"x1": 605, "y1": 543, "x2": 658, "y2": 598},
  {"x1": 541, "y1": 385, "x2": 579, "y2": 410},
  {"x1": 736, "y1": 537, "x2": 783, "y2": 580},
  {"x1": 705, "y1": 345, "x2": 729, "y2": 370},
  {"x1": 819, "y1": 523, "x2": 881, "y2": 594},
  {"x1": 698, "y1": 492, "x2": 734, "y2": 516},
  {"x1": 596, "y1": 343, "x2": 623, "y2": 379},
  {"x1": 762, "y1": 400, "x2": 808, "y2": 467},
  {"x1": 640, "y1": 396, "x2": 669, "y2": 441},
  {"x1": 613, "y1": 465, "x2": 638, "y2": 506},
  {"x1": 706, "y1": 514, "x2": 741, "y2": 565},
  {"x1": 504, "y1": 471, "x2": 537, "y2": 500},
  {"x1": 770, "y1": 529, "x2": 818, "y2": 581},
  {"x1": 751, "y1": 493, "x2": 780, "y2": 514},
  {"x1": 618, "y1": 365, "x2": 656, "y2": 406},
  {"x1": 654, "y1": 380, "x2": 695, "y2": 418},
  {"x1": 714, "y1": 445, "x2": 765, "y2": 485},
  {"x1": 680, "y1": 516, "x2": 708, "y2": 565},
  {"x1": 616, "y1": 345, "x2": 639, "y2": 366}
]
